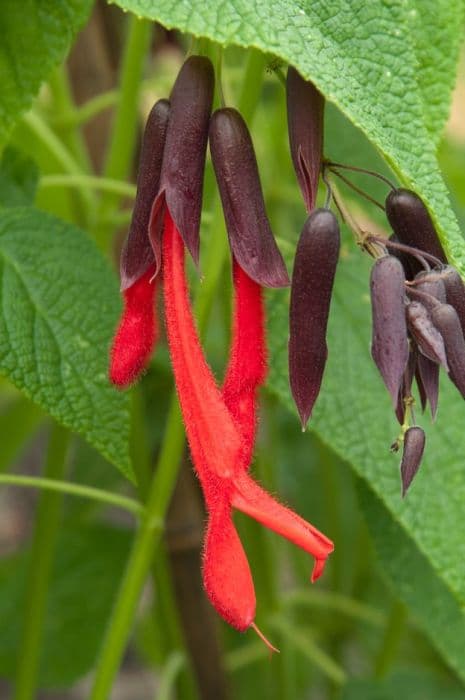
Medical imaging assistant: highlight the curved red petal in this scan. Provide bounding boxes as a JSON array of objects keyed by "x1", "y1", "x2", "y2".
[
  {"x1": 109, "y1": 265, "x2": 158, "y2": 388},
  {"x1": 162, "y1": 211, "x2": 242, "y2": 479}
]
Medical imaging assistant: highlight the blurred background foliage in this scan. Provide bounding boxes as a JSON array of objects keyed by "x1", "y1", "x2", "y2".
[{"x1": 1, "y1": 1, "x2": 465, "y2": 698}]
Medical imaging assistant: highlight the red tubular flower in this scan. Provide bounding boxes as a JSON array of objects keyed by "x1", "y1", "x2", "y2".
[
  {"x1": 109, "y1": 98, "x2": 170, "y2": 387},
  {"x1": 162, "y1": 211, "x2": 334, "y2": 638},
  {"x1": 109, "y1": 265, "x2": 158, "y2": 388}
]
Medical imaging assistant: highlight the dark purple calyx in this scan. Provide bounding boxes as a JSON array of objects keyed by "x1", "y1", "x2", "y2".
[
  {"x1": 149, "y1": 55, "x2": 214, "y2": 273},
  {"x1": 442, "y1": 265, "x2": 465, "y2": 338},
  {"x1": 430, "y1": 303, "x2": 465, "y2": 398},
  {"x1": 289, "y1": 209, "x2": 340, "y2": 428},
  {"x1": 209, "y1": 108, "x2": 289, "y2": 288},
  {"x1": 400, "y1": 426, "x2": 426, "y2": 497},
  {"x1": 385, "y1": 189, "x2": 447, "y2": 268},
  {"x1": 286, "y1": 66, "x2": 324, "y2": 212},
  {"x1": 120, "y1": 99, "x2": 170, "y2": 290},
  {"x1": 370, "y1": 256, "x2": 409, "y2": 406},
  {"x1": 406, "y1": 301, "x2": 448, "y2": 370},
  {"x1": 416, "y1": 353, "x2": 439, "y2": 420}
]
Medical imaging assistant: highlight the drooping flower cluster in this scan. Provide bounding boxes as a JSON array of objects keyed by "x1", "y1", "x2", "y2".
[
  {"x1": 109, "y1": 53, "x2": 465, "y2": 638},
  {"x1": 109, "y1": 56, "x2": 333, "y2": 642}
]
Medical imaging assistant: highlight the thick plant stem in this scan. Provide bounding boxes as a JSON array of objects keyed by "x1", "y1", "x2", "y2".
[
  {"x1": 94, "y1": 16, "x2": 152, "y2": 252},
  {"x1": 90, "y1": 47, "x2": 267, "y2": 700},
  {"x1": 13, "y1": 424, "x2": 70, "y2": 700}
]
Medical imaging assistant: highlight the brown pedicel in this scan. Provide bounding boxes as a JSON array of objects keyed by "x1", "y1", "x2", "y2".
[
  {"x1": 286, "y1": 66, "x2": 324, "y2": 212},
  {"x1": 209, "y1": 108, "x2": 289, "y2": 288},
  {"x1": 120, "y1": 99, "x2": 170, "y2": 290},
  {"x1": 400, "y1": 426, "x2": 426, "y2": 497},
  {"x1": 289, "y1": 208, "x2": 340, "y2": 428},
  {"x1": 385, "y1": 189, "x2": 447, "y2": 270},
  {"x1": 148, "y1": 55, "x2": 214, "y2": 274},
  {"x1": 370, "y1": 255, "x2": 409, "y2": 406}
]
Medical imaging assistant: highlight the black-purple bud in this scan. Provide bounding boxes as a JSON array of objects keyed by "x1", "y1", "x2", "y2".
[
  {"x1": 442, "y1": 266, "x2": 465, "y2": 338},
  {"x1": 149, "y1": 56, "x2": 214, "y2": 273},
  {"x1": 385, "y1": 189, "x2": 447, "y2": 265},
  {"x1": 286, "y1": 67, "x2": 324, "y2": 212},
  {"x1": 120, "y1": 99, "x2": 170, "y2": 290},
  {"x1": 416, "y1": 353, "x2": 439, "y2": 420},
  {"x1": 370, "y1": 256, "x2": 409, "y2": 406},
  {"x1": 289, "y1": 209, "x2": 340, "y2": 428},
  {"x1": 430, "y1": 303, "x2": 465, "y2": 398},
  {"x1": 209, "y1": 108, "x2": 289, "y2": 288},
  {"x1": 400, "y1": 426, "x2": 426, "y2": 497},
  {"x1": 406, "y1": 301, "x2": 448, "y2": 370}
]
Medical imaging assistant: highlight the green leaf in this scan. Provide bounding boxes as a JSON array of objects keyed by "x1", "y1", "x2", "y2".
[
  {"x1": 0, "y1": 524, "x2": 131, "y2": 687},
  {"x1": 358, "y1": 479, "x2": 465, "y2": 684},
  {"x1": 112, "y1": 0, "x2": 465, "y2": 269},
  {"x1": 0, "y1": 207, "x2": 131, "y2": 478},
  {"x1": 0, "y1": 0, "x2": 93, "y2": 146},
  {"x1": 267, "y1": 242, "x2": 465, "y2": 681},
  {"x1": 341, "y1": 669, "x2": 465, "y2": 700},
  {"x1": 410, "y1": 0, "x2": 465, "y2": 143},
  {"x1": 0, "y1": 147, "x2": 38, "y2": 208}
]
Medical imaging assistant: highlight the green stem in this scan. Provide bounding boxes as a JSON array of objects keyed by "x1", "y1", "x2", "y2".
[
  {"x1": 40, "y1": 174, "x2": 136, "y2": 199},
  {"x1": 374, "y1": 600, "x2": 407, "y2": 678},
  {"x1": 283, "y1": 589, "x2": 386, "y2": 627},
  {"x1": 270, "y1": 617, "x2": 347, "y2": 687},
  {"x1": 13, "y1": 424, "x2": 70, "y2": 700},
  {"x1": 52, "y1": 90, "x2": 119, "y2": 129},
  {"x1": 22, "y1": 111, "x2": 86, "y2": 178},
  {"x1": 157, "y1": 651, "x2": 185, "y2": 700},
  {"x1": 89, "y1": 48, "x2": 268, "y2": 700},
  {"x1": 47, "y1": 65, "x2": 93, "y2": 173},
  {"x1": 0, "y1": 474, "x2": 144, "y2": 518},
  {"x1": 94, "y1": 17, "x2": 152, "y2": 252}
]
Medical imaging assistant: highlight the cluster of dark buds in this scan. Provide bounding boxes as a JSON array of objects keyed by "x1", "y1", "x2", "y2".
[
  {"x1": 368, "y1": 188, "x2": 465, "y2": 495},
  {"x1": 109, "y1": 57, "x2": 333, "y2": 646},
  {"x1": 284, "y1": 68, "x2": 465, "y2": 497}
]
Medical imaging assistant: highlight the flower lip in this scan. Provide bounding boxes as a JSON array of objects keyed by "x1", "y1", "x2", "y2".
[
  {"x1": 120, "y1": 99, "x2": 170, "y2": 291},
  {"x1": 149, "y1": 55, "x2": 214, "y2": 276},
  {"x1": 209, "y1": 107, "x2": 289, "y2": 288},
  {"x1": 286, "y1": 66, "x2": 324, "y2": 213}
]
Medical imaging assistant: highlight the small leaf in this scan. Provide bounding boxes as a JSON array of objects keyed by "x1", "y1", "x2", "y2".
[{"x1": 0, "y1": 207, "x2": 131, "y2": 478}]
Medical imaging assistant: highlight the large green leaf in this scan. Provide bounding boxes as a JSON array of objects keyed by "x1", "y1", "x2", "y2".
[
  {"x1": 267, "y1": 241, "x2": 465, "y2": 681},
  {"x1": 0, "y1": 0, "x2": 93, "y2": 146},
  {"x1": 0, "y1": 207, "x2": 131, "y2": 478},
  {"x1": 410, "y1": 0, "x2": 465, "y2": 143},
  {"x1": 0, "y1": 524, "x2": 131, "y2": 687},
  {"x1": 112, "y1": 0, "x2": 465, "y2": 268}
]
